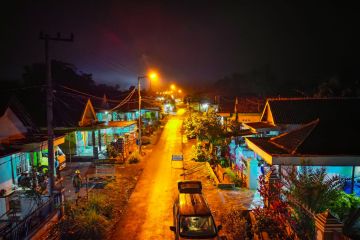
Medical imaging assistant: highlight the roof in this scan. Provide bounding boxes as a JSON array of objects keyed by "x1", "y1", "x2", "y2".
[
  {"x1": 0, "y1": 94, "x2": 39, "y2": 133},
  {"x1": 0, "y1": 144, "x2": 20, "y2": 158},
  {"x1": 248, "y1": 98, "x2": 360, "y2": 157},
  {"x1": 236, "y1": 98, "x2": 265, "y2": 113},
  {"x1": 246, "y1": 117, "x2": 360, "y2": 156},
  {"x1": 263, "y1": 98, "x2": 360, "y2": 124},
  {"x1": 98, "y1": 120, "x2": 136, "y2": 128},
  {"x1": 218, "y1": 97, "x2": 234, "y2": 113},
  {"x1": 271, "y1": 119, "x2": 319, "y2": 154},
  {"x1": 178, "y1": 193, "x2": 211, "y2": 216},
  {"x1": 15, "y1": 89, "x2": 89, "y2": 128},
  {"x1": 218, "y1": 97, "x2": 264, "y2": 114},
  {"x1": 246, "y1": 137, "x2": 289, "y2": 155}
]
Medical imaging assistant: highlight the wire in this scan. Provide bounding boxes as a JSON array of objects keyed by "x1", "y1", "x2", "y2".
[
  {"x1": 0, "y1": 84, "x2": 47, "y2": 92},
  {"x1": 58, "y1": 85, "x2": 132, "y2": 103},
  {"x1": 110, "y1": 88, "x2": 136, "y2": 111}
]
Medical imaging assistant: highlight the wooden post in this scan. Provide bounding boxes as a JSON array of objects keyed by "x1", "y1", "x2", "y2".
[{"x1": 315, "y1": 210, "x2": 344, "y2": 240}]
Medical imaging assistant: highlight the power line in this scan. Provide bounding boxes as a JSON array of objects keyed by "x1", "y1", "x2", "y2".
[
  {"x1": 110, "y1": 88, "x2": 136, "y2": 111},
  {"x1": 59, "y1": 85, "x2": 132, "y2": 102},
  {"x1": 0, "y1": 84, "x2": 47, "y2": 92}
]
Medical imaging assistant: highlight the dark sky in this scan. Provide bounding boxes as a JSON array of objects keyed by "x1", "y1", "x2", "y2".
[{"x1": 1, "y1": 1, "x2": 359, "y2": 91}]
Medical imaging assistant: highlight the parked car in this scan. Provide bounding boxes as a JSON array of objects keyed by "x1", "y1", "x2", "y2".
[{"x1": 170, "y1": 180, "x2": 224, "y2": 240}]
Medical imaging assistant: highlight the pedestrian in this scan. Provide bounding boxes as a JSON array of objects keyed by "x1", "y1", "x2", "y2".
[{"x1": 72, "y1": 169, "x2": 82, "y2": 203}]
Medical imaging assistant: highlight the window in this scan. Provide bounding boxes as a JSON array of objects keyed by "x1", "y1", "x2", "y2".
[
  {"x1": 179, "y1": 216, "x2": 217, "y2": 238},
  {"x1": 15, "y1": 154, "x2": 28, "y2": 176}
]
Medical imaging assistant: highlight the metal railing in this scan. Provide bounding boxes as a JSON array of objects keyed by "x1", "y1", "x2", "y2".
[{"x1": 0, "y1": 192, "x2": 62, "y2": 240}]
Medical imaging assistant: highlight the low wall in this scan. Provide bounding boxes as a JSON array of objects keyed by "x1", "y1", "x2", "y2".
[{"x1": 205, "y1": 163, "x2": 235, "y2": 189}]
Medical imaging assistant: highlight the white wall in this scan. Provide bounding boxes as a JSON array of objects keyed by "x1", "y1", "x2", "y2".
[{"x1": 0, "y1": 108, "x2": 27, "y2": 140}]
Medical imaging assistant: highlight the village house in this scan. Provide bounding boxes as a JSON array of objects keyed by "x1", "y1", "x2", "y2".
[
  {"x1": 0, "y1": 96, "x2": 65, "y2": 232},
  {"x1": 234, "y1": 98, "x2": 360, "y2": 194},
  {"x1": 217, "y1": 96, "x2": 264, "y2": 128}
]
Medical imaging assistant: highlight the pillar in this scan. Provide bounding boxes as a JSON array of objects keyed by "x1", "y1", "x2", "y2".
[
  {"x1": 92, "y1": 130, "x2": 98, "y2": 159},
  {"x1": 315, "y1": 210, "x2": 344, "y2": 240}
]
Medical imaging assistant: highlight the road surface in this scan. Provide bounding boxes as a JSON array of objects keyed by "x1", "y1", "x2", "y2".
[{"x1": 113, "y1": 113, "x2": 184, "y2": 240}]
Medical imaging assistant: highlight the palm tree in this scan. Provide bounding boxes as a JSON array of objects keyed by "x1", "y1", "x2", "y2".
[{"x1": 283, "y1": 166, "x2": 343, "y2": 213}]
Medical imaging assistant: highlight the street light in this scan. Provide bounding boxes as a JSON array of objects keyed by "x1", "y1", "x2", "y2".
[
  {"x1": 171, "y1": 84, "x2": 176, "y2": 90},
  {"x1": 138, "y1": 72, "x2": 158, "y2": 154},
  {"x1": 148, "y1": 71, "x2": 158, "y2": 92}
]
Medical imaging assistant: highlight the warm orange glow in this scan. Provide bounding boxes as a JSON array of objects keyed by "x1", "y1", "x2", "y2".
[
  {"x1": 148, "y1": 71, "x2": 158, "y2": 80},
  {"x1": 178, "y1": 89, "x2": 182, "y2": 93},
  {"x1": 171, "y1": 84, "x2": 176, "y2": 90}
]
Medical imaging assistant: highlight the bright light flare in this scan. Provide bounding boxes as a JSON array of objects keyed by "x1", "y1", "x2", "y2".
[
  {"x1": 170, "y1": 84, "x2": 176, "y2": 90},
  {"x1": 148, "y1": 71, "x2": 158, "y2": 80}
]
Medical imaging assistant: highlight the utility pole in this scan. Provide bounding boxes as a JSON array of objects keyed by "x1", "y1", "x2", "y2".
[
  {"x1": 40, "y1": 32, "x2": 73, "y2": 199},
  {"x1": 138, "y1": 76, "x2": 142, "y2": 154}
]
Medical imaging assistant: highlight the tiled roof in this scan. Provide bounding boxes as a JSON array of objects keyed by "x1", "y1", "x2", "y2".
[
  {"x1": 236, "y1": 98, "x2": 265, "y2": 113},
  {"x1": 270, "y1": 119, "x2": 319, "y2": 154},
  {"x1": 218, "y1": 99, "x2": 234, "y2": 113},
  {"x1": 249, "y1": 117, "x2": 360, "y2": 155},
  {"x1": 218, "y1": 97, "x2": 264, "y2": 114},
  {"x1": 246, "y1": 137, "x2": 289, "y2": 155},
  {"x1": 266, "y1": 98, "x2": 360, "y2": 124}
]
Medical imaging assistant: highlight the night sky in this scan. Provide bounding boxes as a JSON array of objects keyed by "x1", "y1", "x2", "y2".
[{"x1": 1, "y1": 1, "x2": 359, "y2": 91}]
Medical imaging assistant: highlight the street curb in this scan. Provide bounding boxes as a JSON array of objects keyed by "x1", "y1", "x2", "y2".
[{"x1": 205, "y1": 162, "x2": 220, "y2": 185}]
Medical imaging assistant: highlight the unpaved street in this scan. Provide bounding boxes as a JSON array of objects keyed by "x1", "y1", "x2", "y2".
[{"x1": 112, "y1": 113, "x2": 184, "y2": 240}]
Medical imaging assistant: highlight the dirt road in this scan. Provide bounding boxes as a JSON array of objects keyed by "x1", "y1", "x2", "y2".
[{"x1": 112, "y1": 113, "x2": 184, "y2": 240}]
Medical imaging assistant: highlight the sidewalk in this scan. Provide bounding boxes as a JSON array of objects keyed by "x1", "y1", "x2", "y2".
[{"x1": 61, "y1": 162, "x2": 95, "y2": 201}]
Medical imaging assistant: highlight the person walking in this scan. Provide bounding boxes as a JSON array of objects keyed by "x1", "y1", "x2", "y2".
[{"x1": 72, "y1": 169, "x2": 82, "y2": 204}]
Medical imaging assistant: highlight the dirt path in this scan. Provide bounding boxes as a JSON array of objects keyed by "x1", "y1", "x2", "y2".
[{"x1": 112, "y1": 114, "x2": 185, "y2": 240}]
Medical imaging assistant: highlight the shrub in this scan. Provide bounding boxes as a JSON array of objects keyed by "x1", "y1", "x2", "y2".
[
  {"x1": 51, "y1": 196, "x2": 113, "y2": 239},
  {"x1": 78, "y1": 209, "x2": 109, "y2": 239},
  {"x1": 224, "y1": 168, "x2": 246, "y2": 187},
  {"x1": 329, "y1": 191, "x2": 360, "y2": 221},
  {"x1": 86, "y1": 194, "x2": 114, "y2": 219},
  {"x1": 191, "y1": 143, "x2": 211, "y2": 162},
  {"x1": 222, "y1": 208, "x2": 251, "y2": 240}
]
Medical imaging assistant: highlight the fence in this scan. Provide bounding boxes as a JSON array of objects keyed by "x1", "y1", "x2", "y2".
[{"x1": 0, "y1": 192, "x2": 62, "y2": 240}]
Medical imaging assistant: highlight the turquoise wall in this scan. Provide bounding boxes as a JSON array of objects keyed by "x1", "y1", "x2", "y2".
[{"x1": 0, "y1": 156, "x2": 13, "y2": 184}]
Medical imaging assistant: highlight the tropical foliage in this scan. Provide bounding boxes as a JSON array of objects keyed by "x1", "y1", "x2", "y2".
[
  {"x1": 252, "y1": 174, "x2": 293, "y2": 239},
  {"x1": 282, "y1": 166, "x2": 343, "y2": 213},
  {"x1": 222, "y1": 208, "x2": 251, "y2": 240},
  {"x1": 51, "y1": 195, "x2": 113, "y2": 239}
]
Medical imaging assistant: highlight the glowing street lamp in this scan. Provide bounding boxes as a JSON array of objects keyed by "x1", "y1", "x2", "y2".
[
  {"x1": 178, "y1": 89, "x2": 182, "y2": 94},
  {"x1": 148, "y1": 71, "x2": 158, "y2": 92},
  {"x1": 171, "y1": 84, "x2": 176, "y2": 90},
  {"x1": 138, "y1": 71, "x2": 159, "y2": 153}
]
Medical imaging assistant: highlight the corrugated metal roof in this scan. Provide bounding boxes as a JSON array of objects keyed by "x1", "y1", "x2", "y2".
[{"x1": 268, "y1": 98, "x2": 360, "y2": 124}]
